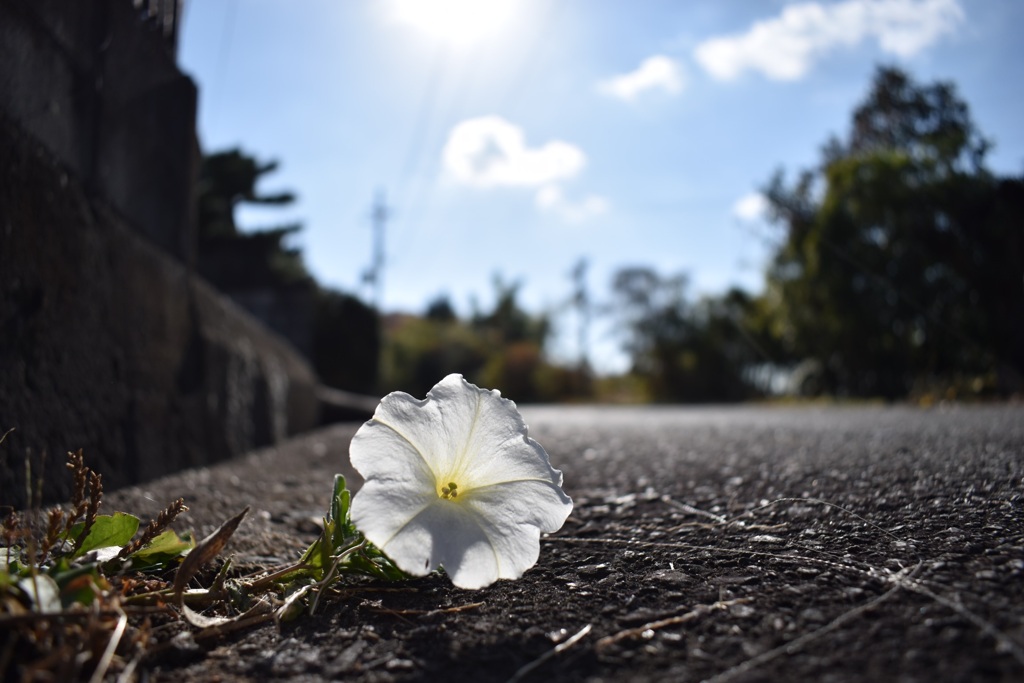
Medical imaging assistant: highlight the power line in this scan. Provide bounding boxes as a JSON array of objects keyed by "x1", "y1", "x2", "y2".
[
  {"x1": 387, "y1": 46, "x2": 451, "y2": 268},
  {"x1": 207, "y1": 0, "x2": 237, "y2": 135},
  {"x1": 386, "y1": 6, "x2": 564, "y2": 303}
]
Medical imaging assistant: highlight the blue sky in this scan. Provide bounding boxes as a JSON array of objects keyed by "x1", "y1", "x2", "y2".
[{"x1": 178, "y1": 0, "x2": 1024, "y2": 371}]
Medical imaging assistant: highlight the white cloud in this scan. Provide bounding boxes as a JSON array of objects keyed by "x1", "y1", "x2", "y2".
[
  {"x1": 535, "y1": 184, "x2": 609, "y2": 224},
  {"x1": 442, "y1": 116, "x2": 586, "y2": 187},
  {"x1": 597, "y1": 55, "x2": 685, "y2": 101},
  {"x1": 733, "y1": 192, "x2": 769, "y2": 221},
  {"x1": 695, "y1": 0, "x2": 964, "y2": 82},
  {"x1": 441, "y1": 117, "x2": 605, "y2": 223}
]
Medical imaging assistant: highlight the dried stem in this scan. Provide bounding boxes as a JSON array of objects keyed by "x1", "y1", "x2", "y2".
[
  {"x1": 595, "y1": 598, "x2": 749, "y2": 651},
  {"x1": 38, "y1": 507, "x2": 65, "y2": 561},
  {"x1": 2, "y1": 511, "x2": 21, "y2": 547},
  {"x1": 88, "y1": 609, "x2": 128, "y2": 683},
  {"x1": 507, "y1": 623, "x2": 593, "y2": 683},
  {"x1": 118, "y1": 498, "x2": 188, "y2": 559},
  {"x1": 65, "y1": 450, "x2": 89, "y2": 530},
  {"x1": 71, "y1": 471, "x2": 103, "y2": 555}
]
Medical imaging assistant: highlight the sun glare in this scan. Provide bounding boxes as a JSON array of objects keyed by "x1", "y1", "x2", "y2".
[{"x1": 388, "y1": 0, "x2": 522, "y2": 48}]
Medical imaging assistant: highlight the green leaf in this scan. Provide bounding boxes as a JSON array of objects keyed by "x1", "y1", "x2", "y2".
[
  {"x1": 318, "y1": 518, "x2": 333, "y2": 574},
  {"x1": 329, "y1": 474, "x2": 347, "y2": 525},
  {"x1": 129, "y1": 530, "x2": 195, "y2": 570},
  {"x1": 292, "y1": 474, "x2": 411, "y2": 589},
  {"x1": 299, "y1": 533, "x2": 324, "y2": 570},
  {"x1": 277, "y1": 583, "x2": 315, "y2": 622},
  {"x1": 343, "y1": 544, "x2": 408, "y2": 581},
  {"x1": 67, "y1": 512, "x2": 140, "y2": 558},
  {"x1": 53, "y1": 564, "x2": 109, "y2": 607}
]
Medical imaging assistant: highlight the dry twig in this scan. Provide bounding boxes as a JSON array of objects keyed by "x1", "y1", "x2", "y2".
[
  {"x1": 595, "y1": 598, "x2": 750, "y2": 652},
  {"x1": 507, "y1": 623, "x2": 593, "y2": 683}
]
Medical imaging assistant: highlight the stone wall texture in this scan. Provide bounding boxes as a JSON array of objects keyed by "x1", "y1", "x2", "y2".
[
  {"x1": 0, "y1": 1, "x2": 321, "y2": 509},
  {"x1": 0, "y1": 0, "x2": 195, "y2": 262},
  {"x1": 0, "y1": 116, "x2": 321, "y2": 509}
]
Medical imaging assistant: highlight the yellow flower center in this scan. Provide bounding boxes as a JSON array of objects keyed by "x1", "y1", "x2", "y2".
[{"x1": 440, "y1": 481, "x2": 460, "y2": 500}]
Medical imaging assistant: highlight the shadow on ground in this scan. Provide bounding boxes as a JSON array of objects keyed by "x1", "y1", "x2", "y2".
[{"x1": 96, "y1": 405, "x2": 1024, "y2": 682}]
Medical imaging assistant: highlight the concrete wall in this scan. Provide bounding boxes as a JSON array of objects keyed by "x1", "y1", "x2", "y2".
[
  {"x1": 227, "y1": 287, "x2": 316, "y2": 359},
  {"x1": 197, "y1": 235, "x2": 317, "y2": 357},
  {"x1": 0, "y1": 0, "x2": 195, "y2": 262},
  {"x1": 0, "y1": 116, "x2": 321, "y2": 509},
  {"x1": 0, "y1": 1, "x2": 324, "y2": 509}
]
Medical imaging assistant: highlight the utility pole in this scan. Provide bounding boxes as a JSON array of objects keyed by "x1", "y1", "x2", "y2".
[
  {"x1": 570, "y1": 257, "x2": 591, "y2": 375},
  {"x1": 362, "y1": 189, "x2": 389, "y2": 311}
]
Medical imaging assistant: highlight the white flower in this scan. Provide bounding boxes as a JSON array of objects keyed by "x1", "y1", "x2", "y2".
[{"x1": 349, "y1": 374, "x2": 573, "y2": 589}]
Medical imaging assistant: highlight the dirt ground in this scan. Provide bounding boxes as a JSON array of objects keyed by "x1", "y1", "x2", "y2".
[{"x1": 96, "y1": 404, "x2": 1023, "y2": 682}]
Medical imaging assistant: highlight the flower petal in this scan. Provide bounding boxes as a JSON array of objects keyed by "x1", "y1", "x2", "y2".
[
  {"x1": 369, "y1": 478, "x2": 572, "y2": 589},
  {"x1": 374, "y1": 499, "x2": 502, "y2": 588},
  {"x1": 457, "y1": 478, "x2": 573, "y2": 583},
  {"x1": 349, "y1": 374, "x2": 573, "y2": 589},
  {"x1": 366, "y1": 374, "x2": 564, "y2": 489},
  {"x1": 454, "y1": 392, "x2": 566, "y2": 491},
  {"x1": 364, "y1": 374, "x2": 471, "y2": 482},
  {"x1": 349, "y1": 420, "x2": 439, "y2": 560}
]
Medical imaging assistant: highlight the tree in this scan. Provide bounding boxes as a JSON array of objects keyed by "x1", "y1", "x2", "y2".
[
  {"x1": 761, "y1": 67, "x2": 1024, "y2": 397},
  {"x1": 197, "y1": 148, "x2": 308, "y2": 287},
  {"x1": 610, "y1": 267, "x2": 762, "y2": 402},
  {"x1": 379, "y1": 314, "x2": 489, "y2": 399},
  {"x1": 198, "y1": 149, "x2": 296, "y2": 239},
  {"x1": 568, "y1": 257, "x2": 592, "y2": 374},
  {"x1": 470, "y1": 275, "x2": 549, "y2": 348},
  {"x1": 424, "y1": 294, "x2": 457, "y2": 323},
  {"x1": 381, "y1": 276, "x2": 575, "y2": 403}
]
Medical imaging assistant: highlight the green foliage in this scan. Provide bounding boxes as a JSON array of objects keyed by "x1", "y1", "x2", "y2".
[
  {"x1": 198, "y1": 149, "x2": 297, "y2": 240},
  {"x1": 3, "y1": 504, "x2": 192, "y2": 611},
  {"x1": 128, "y1": 529, "x2": 195, "y2": 570},
  {"x1": 842, "y1": 66, "x2": 989, "y2": 173},
  {"x1": 296, "y1": 475, "x2": 405, "y2": 584},
  {"x1": 424, "y1": 295, "x2": 457, "y2": 322},
  {"x1": 1, "y1": 447, "x2": 411, "y2": 678},
  {"x1": 1, "y1": 449, "x2": 194, "y2": 643},
  {"x1": 470, "y1": 275, "x2": 550, "y2": 348},
  {"x1": 478, "y1": 341, "x2": 547, "y2": 403},
  {"x1": 381, "y1": 313, "x2": 489, "y2": 398},
  {"x1": 265, "y1": 475, "x2": 407, "y2": 621},
  {"x1": 197, "y1": 148, "x2": 311, "y2": 289},
  {"x1": 381, "y1": 282, "x2": 582, "y2": 403},
  {"x1": 760, "y1": 66, "x2": 1024, "y2": 397},
  {"x1": 610, "y1": 267, "x2": 765, "y2": 402},
  {"x1": 64, "y1": 512, "x2": 139, "y2": 558}
]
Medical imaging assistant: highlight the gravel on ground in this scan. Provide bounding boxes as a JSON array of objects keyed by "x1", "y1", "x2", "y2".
[{"x1": 101, "y1": 404, "x2": 1024, "y2": 683}]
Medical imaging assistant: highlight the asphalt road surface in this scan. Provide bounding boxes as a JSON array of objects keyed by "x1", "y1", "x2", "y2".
[{"x1": 101, "y1": 403, "x2": 1023, "y2": 682}]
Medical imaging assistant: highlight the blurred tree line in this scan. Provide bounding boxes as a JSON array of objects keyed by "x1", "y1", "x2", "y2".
[
  {"x1": 379, "y1": 277, "x2": 590, "y2": 402},
  {"x1": 609, "y1": 269, "x2": 765, "y2": 402},
  {"x1": 612, "y1": 66, "x2": 1022, "y2": 401},
  {"x1": 757, "y1": 66, "x2": 1023, "y2": 399},
  {"x1": 197, "y1": 66, "x2": 1022, "y2": 403}
]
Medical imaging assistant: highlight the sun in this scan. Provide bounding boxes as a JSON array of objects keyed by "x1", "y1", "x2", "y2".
[{"x1": 388, "y1": 0, "x2": 522, "y2": 48}]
